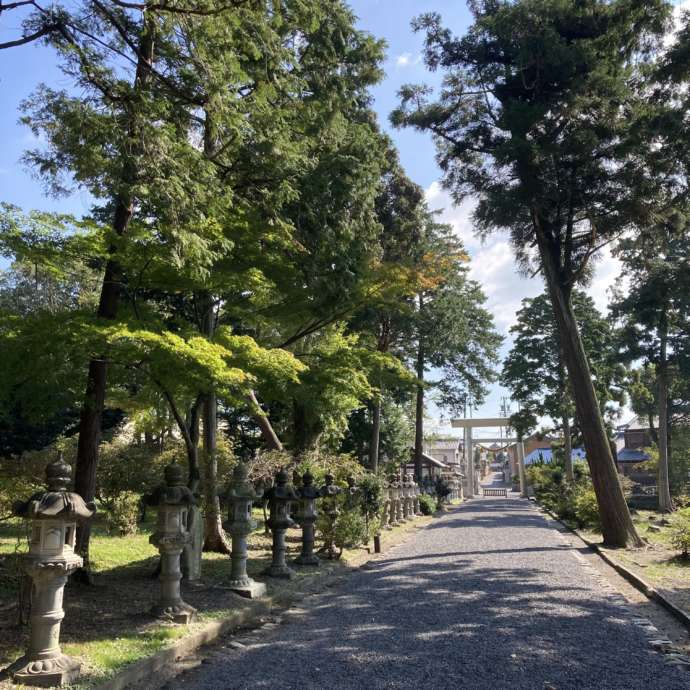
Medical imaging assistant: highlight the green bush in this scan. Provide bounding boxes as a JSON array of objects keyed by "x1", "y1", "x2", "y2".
[
  {"x1": 333, "y1": 508, "x2": 367, "y2": 551},
  {"x1": 669, "y1": 509, "x2": 690, "y2": 559},
  {"x1": 526, "y1": 458, "x2": 601, "y2": 531},
  {"x1": 418, "y1": 493, "x2": 436, "y2": 515},
  {"x1": 572, "y1": 485, "x2": 601, "y2": 531},
  {"x1": 356, "y1": 473, "x2": 386, "y2": 539},
  {"x1": 105, "y1": 491, "x2": 141, "y2": 536}
]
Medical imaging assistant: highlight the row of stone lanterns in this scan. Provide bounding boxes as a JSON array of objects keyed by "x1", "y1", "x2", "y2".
[
  {"x1": 382, "y1": 473, "x2": 422, "y2": 529},
  {"x1": 7, "y1": 457, "x2": 427, "y2": 686}
]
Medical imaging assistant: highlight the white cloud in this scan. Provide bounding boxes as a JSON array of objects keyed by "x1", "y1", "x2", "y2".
[
  {"x1": 424, "y1": 180, "x2": 625, "y2": 335},
  {"x1": 665, "y1": 0, "x2": 690, "y2": 47},
  {"x1": 394, "y1": 52, "x2": 421, "y2": 68}
]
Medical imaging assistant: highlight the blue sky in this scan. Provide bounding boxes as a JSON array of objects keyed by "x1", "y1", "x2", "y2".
[{"x1": 0, "y1": 1, "x2": 640, "y2": 437}]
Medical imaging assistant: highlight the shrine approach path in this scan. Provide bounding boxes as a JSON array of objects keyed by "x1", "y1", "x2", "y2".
[{"x1": 174, "y1": 486, "x2": 687, "y2": 690}]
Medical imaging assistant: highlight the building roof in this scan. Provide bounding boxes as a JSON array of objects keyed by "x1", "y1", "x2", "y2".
[
  {"x1": 619, "y1": 415, "x2": 658, "y2": 432},
  {"x1": 617, "y1": 448, "x2": 650, "y2": 463},
  {"x1": 524, "y1": 448, "x2": 586, "y2": 465},
  {"x1": 421, "y1": 452, "x2": 449, "y2": 468}
]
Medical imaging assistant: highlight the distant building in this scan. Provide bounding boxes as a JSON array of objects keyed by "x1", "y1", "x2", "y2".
[
  {"x1": 615, "y1": 415, "x2": 654, "y2": 477},
  {"x1": 423, "y1": 437, "x2": 463, "y2": 475},
  {"x1": 406, "y1": 437, "x2": 464, "y2": 481},
  {"x1": 523, "y1": 447, "x2": 586, "y2": 465}
]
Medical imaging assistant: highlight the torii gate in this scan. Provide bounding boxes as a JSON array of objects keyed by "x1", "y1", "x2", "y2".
[{"x1": 450, "y1": 417, "x2": 524, "y2": 497}]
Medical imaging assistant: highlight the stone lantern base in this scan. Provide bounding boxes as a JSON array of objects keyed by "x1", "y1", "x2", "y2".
[
  {"x1": 10, "y1": 653, "x2": 81, "y2": 687},
  {"x1": 262, "y1": 563, "x2": 295, "y2": 579},
  {"x1": 228, "y1": 576, "x2": 267, "y2": 599},
  {"x1": 151, "y1": 601, "x2": 197, "y2": 625},
  {"x1": 294, "y1": 553, "x2": 320, "y2": 567}
]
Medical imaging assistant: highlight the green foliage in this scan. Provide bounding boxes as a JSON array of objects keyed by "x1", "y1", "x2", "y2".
[
  {"x1": 418, "y1": 492, "x2": 437, "y2": 516},
  {"x1": 356, "y1": 473, "x2": 386, "y2": 538},
  {"x1": 572, "y1": 486, "x2": 602, "y2": 533},
  {"x1": 97, "y1": 439, "x2": 169, "y2": 510},
  {"x1": 332, "y1": 509, "x2": 368, "y2": 552},
  {"x1": 668, "y1": 510, "x2": 690, "y2": 559},
  {"x1": 503, "y1": 291, "x2": 626, "y2": 434},
  {"x1": 527, "y1": 459, "x2": 602, "y2": 531},
  {"x1": 105, "y1": 491, "x2": 141, "y2": 537}
]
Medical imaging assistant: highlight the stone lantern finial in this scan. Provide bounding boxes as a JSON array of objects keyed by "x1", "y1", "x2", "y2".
[{"x1": 45, "y1": 451, "x2": 71, "y2": 492}]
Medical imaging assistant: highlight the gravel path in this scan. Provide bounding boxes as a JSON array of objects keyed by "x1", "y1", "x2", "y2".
[{"x1": 175, "y1": 487, "x2": 688, "y2": 690}]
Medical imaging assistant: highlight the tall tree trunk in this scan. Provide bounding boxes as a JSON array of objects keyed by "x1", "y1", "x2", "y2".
[
  {"x1": 73, "y1": 22, "x2": 156, "y2": 571},
  {"x1": 657, "y1": 320, "x2": 673, "y2": 512},
  {"x1": 562, "y1": 414, "x2": 574, "y2": 483},
  {"x1": 246, "y1": 390, "x2": 283, "y2": 451},
  {"x1": 414, "y1": 338, "x2": 425, "y2": 483},
  {"x1": 369, "y1": 392, "x2": 382, "y2": 473},
  {"x1": 535, "y1": 221, "x2": 642, "y2": 547},
  {"x1": 517, "y1": 435, "x2": 527, "y2": 498},
  {"x1": 200, "y1": 295, "x2": 230, "y2": 553},
  {"x1": 556, "y1": 343, "x2": 574, "y2": 483}
]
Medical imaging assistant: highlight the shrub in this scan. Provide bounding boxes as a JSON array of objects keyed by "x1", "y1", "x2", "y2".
[
  {"x1": 669, "y1": 510, "x2": 690, "y2": 559},
  {"x1": 418, "y1": 493, "x2": 436, "y2": 516},
  {"x1": 572, "y1": 485, "x2": 601, "y2": 531},
  {"x1": 333, "y1": 508, "x2": 368, "y2": 551},
  {"x1": 105, "y1": 491, "x2": 141, "y2": 536},
  {"x1": 356, "y1": 473, "x2": 386, "y2": 539}
]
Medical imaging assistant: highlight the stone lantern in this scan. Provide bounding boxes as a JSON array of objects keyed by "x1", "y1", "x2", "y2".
[
  {"x1": 412, "y1": 477, "x2": 422, "y2": 515},
  {"x1": 149, "y1": 463, "x2": 197, "y2": 624},
  {"x1": 319, "y1": 473, "x2": 341, "y2": 559},
  {"x1": 400, "y1": 474, "x2": 412, "y2": 522},
  {"x1": 224, "y1": 462, "x2": 266, "y2": 599},
  {"x1": 381, "y1": 481, "x2": 391, "y2": 530},
  {"x1": 8, "y1": 453, "x2": 95, "y2": 687},
  {"x1": 263, "y1": 469, "x2": 298, "y2": 578},
  {"x1": 387, "y1": 480, "x2": 398, "y2": 528},
  {"x1": 294, "y1": 471, "x2": 320, "y2": 566},
  {"x1": 404, "y1": 474, "x2": 416, "y2": 518}
]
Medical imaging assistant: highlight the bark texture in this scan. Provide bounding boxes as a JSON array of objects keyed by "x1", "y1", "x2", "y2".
[{"x1": 534, "y1": 216, "x2": 641, "y2": 547}]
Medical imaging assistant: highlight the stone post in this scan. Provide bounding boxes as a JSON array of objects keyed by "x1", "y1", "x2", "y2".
[
  {"x1": 181, "y1": 468, "x2": 202, "y2": 582},
  {"x1": 319, "y1": 473, "x2": 341, "y2": 559},
  {"x1": 224, "y1": 462, "x2": 266, "y2": 598},
  {"x1": 263, "y1": 469, "x2": 298, "y2": 578},
  {"x1": 295, "y1": 471, "x2": 320, "y2": 566},
  {"x1": 8, "y1": 453, "x2": 95, "y2": 687},
  {"x1": 149, "y1": 463, "x2": 197, "y2": 624}
]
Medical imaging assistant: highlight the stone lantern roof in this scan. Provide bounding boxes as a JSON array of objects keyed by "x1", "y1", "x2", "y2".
[
  {"x1": 265, "y1": 468, "x2": 298, "y2": 502},
  {"x1": 148, "y1": 463, "x2": 196, "y2": 506},
  {"x1": 13, "y1": 452, "x2": 95, "y2": 521},
  {"x1": 297, "y1": 471, "x2": 320, "y2": 500}
]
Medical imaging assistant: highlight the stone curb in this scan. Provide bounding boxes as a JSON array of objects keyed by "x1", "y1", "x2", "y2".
[
  {"x1": 93, "y1": 518, "x2": 431, "y2": 690},
  {"x1": 532, "y1": 501, "x2": 690, "y2": 633}
]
